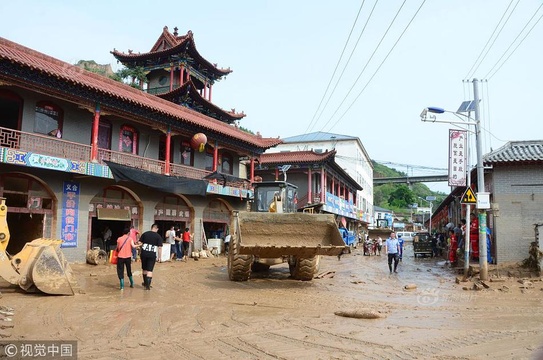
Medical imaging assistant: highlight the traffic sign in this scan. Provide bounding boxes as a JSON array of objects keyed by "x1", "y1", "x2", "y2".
[{"x1": 461, "y1": 187, "x2": 477, "y2": 204}]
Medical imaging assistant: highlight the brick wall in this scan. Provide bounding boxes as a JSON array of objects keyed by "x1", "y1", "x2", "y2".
[{"x1": 492, "y1": 164, "x2": 543, "y2": 263}]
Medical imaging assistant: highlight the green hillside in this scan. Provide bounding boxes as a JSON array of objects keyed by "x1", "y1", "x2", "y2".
[{"x1": 373, "y1": 161, "x2": 447, "y2": 213}]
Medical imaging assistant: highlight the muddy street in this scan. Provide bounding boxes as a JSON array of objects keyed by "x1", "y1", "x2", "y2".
[{"x1": 2, "y1": 244, "x2": 543, "y2": 360}]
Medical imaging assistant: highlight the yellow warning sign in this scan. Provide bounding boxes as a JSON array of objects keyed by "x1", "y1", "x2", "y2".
[{"x1": 461, "y1": 187, "x2": 477, "y2": 204}]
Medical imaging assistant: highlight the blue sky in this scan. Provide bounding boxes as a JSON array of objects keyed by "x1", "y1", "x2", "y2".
[{"x1": 1, "y1": 1, "x2": 541, "y2": 193}]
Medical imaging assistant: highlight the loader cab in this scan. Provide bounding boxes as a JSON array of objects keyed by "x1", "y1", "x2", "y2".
[{"x1": 252, "y1": 181, "x2": 298, "y2": 213}]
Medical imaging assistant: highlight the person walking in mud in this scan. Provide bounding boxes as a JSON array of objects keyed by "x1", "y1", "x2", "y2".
[
  {"x1": 397, "y1": 234, "x2": 404, "y2": 262},
  {"x1": 139, "y1": 223, "x2": 163, "y2": 290},
  {"x1": 181, "y1": 227, "x2": 193, "y2": 261},
  {"x1": 385, "y1": 232, "x2": 400, "y2": 274},
  {"x1": 116, "y1": 227, "x2": 138, "y2": 290}
]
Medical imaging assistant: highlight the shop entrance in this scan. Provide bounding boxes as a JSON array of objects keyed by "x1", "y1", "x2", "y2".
[
  {"x1": 154, "y1": 195, "x2": 192, "y2": 259},
  {"x1": 202, "y1": 199, "x2": 232, "y2": 252},
  {"x1": 0, "y1": 173, "x2": 54, "y2": 254},
  {"x1": 89, "y1": 186, "x2": 141, "y2": 251}
]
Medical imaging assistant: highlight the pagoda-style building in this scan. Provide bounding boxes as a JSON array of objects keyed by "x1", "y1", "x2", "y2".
[{"x1": 111, "y1": 26, "x2": 245, "y2": 124}]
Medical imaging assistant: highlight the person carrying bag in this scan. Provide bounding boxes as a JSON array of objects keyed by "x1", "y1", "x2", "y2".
[{"x1": 116, "y1": 227, "x2": 137, "y2": 290}]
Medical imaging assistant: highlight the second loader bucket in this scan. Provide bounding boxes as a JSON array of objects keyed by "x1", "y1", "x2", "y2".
[{"x1": 14, "y1": 239, "x2": 78, "y2": 295}]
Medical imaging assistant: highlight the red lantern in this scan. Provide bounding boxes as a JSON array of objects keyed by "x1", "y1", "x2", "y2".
[{"x1": 190, "y1": 133, "x2": 207, "y2": 152}]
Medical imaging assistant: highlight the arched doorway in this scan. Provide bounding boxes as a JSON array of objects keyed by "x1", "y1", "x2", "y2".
[
  {"x1": 0, "y1": 172, "x2": 55, "y2": 254},
  {"x1": 202, "y1": 199, "x2": 232, "y2": 246},
  {"x1": 89, "y1": 186, "x2": 142, "y2": 252},
  {"x1": 154, "y1": 195, "x2": 193, "y2": 260}
]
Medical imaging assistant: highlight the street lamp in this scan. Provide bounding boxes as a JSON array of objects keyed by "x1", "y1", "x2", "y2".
[
  {"x1": 420, "y1": 78, "x2": 489, "y2": 281},
  {"x1": 418, "y1": 196, "x2": 434, "y2": 235}
]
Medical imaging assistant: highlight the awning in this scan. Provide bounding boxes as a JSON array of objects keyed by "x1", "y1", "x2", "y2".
[{"x1": 105, "y1": 161, "x2": 207, "y2": 196}]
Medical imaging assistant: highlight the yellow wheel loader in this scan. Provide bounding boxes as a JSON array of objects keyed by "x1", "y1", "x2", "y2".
[
  {"x1": 0, "y1": 197, "x2": 78, "y2": 295},
  {"x1": 228, "y1": 181, "x2": 347, "y2": 281}
]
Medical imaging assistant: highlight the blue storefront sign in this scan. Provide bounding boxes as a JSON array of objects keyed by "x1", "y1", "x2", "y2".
[{"x1": 61, "y1": 181, "x2": 80, "y2": 248}]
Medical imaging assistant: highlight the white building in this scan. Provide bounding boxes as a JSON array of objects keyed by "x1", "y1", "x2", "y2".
[{"x1": 265, "y1": 132, "x2": 373, "y2": 226}]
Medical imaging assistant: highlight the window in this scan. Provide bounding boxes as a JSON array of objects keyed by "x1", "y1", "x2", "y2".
[
  {"x1": 35, "y1": 101, "x2": 63, "y2": 136},
  {"x1": 221, "y1": 152, "x2": 233, "y2": 175},
  {"x1": 158, "y1": 134, "x2": 174, "y2": 162},
  {"x1": 180, "y1": 140, "x2": 194, "y2": 166},
  {"x1": 119, "y1": 125, "x2": 138, "y2": 154},
  {"x1": 158, "y1": 76, "x2": 168, "y2": 86},
  {"x1": 205, "y1": 147, "x2": 214, "y2": 171},
  {"x1": 97, "y1": 120, "x2": 111, "y2": 149}
]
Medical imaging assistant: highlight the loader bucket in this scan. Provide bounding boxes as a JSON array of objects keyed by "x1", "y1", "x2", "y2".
[
  {"x1": 13, "y1": 239, "x2": 78, "y2": 295},
  {"x1": 236, "y1": 212, "x2": 347, "y2": 258}
]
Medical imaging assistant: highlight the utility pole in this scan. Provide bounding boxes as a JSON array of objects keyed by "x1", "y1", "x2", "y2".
[{"x1": 473, "y1": 78, "x2": 488, "y2": 280}]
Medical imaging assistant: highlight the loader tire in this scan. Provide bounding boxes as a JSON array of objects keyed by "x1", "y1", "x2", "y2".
[
  {"x1": 290, "y1": 256, "x2": 320, "y2": 281},
  {"x1": 227, "y1": 234, "x2": 252, "y2": 281}
]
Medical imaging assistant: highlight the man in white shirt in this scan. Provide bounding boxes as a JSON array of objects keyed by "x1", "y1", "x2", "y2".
[
  {"x1": 224, "y1": 234, "x2": 231, "y2": 255},
  {"x1": 385, "y1": 232, "x2": 400, "y2": 274}
]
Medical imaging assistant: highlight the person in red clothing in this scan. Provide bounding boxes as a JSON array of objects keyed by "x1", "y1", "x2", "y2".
[
  {"x1": 117, "y1": 227, "x2": 138, "y2": 290},
  {"x1": 182, "y1": 227, "x2": 192, "y2": 262},
  {"x1": 470, "y1": 213, "x2": 479, "y2": 260},
  {"x1": 448, "y1": 229, "x2": 458, "y2": 263}
]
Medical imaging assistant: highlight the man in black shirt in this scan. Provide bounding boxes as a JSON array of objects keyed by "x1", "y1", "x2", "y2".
[{"x1": 139, "y1": 223, "x2": 163, "y2": 290}]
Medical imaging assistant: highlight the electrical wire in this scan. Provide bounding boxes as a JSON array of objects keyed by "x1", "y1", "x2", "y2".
[
  {"x1": 464, "y1": 0, "x2": 518, "y2": 80},
  {"x1": 308, "y1": 0, "x2": 379, "y2": 134},
  {"x1": 486, "y1": 3, "x2": 543, "y2": 79},
  {"x1": 325, "y1": 0, "x2": 426, "y2": 132},
  {"x1": 318, "y1": 0, "x2": 410, "y2": 132},
  {"x1": 302, "y1": 0, "x2": 367, "y2": 138}
]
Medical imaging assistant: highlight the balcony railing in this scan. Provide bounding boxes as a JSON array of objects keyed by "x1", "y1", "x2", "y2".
[
  {"x1": 146, "y1": 84, "x2": 181, "y2": 96},
  {"x1": 0, "y1": 126, "x2": 211, "y2": 181}
]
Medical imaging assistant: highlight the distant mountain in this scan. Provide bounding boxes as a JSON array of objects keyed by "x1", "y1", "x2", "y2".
[{"x1": 75, "y1": 60, "x2": 114, "y2": 77}]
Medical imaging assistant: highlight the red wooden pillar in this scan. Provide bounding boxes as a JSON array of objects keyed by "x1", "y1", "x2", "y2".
[
  {"x1": 209, "y1": 84, "x2": 213, "y2": 102},
  {"x1": 164, "y1": 126, "x2": 171, "y2": 175},
  {"x1": 90, "y1": 103, "x2": 100, "y2": 162},
  {"x1": 204, "y1": 81, "x2": 208, "y2": 99},
  {"x1": 331, "y1": 177, "x2": 335, "y2": 196},
  {"x1": 180, "y1": 65, "x2": 185, "y2": 85},
  {"x1": 250, "y1": 157, "x2": 255, "y2": 182},
  {"x1": 321, "y1": 168, "x2": 326, "y2": 203},
  {"x1": 307, "y1": 168, "x2": 312, "y2": 204},
  {"x1": 169, "y1": 64, "x2": 174, "y2": 92},
  {"x1": 212, "y1": 141, "x2": 218, "y2": 172}
]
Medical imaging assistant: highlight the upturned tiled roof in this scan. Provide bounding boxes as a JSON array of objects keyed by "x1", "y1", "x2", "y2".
[
  {"x1": 483, "y1": 140, "x2": 543, "y2": 165},
  {"x1": 111, "y1": 27, "x2": 231, "y2": 77},
  {"x1": 0, "y1": 37, "x2": 280, "y2": 151},
  {"x1": 259, "y1": 150, "x2": 336, "y2": 164}
]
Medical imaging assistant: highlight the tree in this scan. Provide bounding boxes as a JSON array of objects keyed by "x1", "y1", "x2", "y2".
[
  {"x1": 111, "y1": 66, "x2": 148, "y2": 89},
  {"x1": 387, "y1": 185, "x2": 415, "y2": 209}
]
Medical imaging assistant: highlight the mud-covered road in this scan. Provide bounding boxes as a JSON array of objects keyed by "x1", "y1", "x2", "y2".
[{"x1": 2, "y1": 243, "x2": 543, "y2": 359}]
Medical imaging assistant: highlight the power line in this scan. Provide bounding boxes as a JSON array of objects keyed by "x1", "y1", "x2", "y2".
[
  {"x1": 319, "y1": 0, "x2": 409, "y2": 133},
  {"x1": 326, "y1": 0, "x2": 426, "y2": 132},
  {"x1": 308, "y1": 0, "x2": 379, "y2": 134},
  {"x1": 302, "y1": 1, "x2": 367, "y2": 137},
  {"x1": 486, "y1": 3, "x2": 543, "y2": 79},
  {"x1": 464, "y1": 0, "x2": 518, "y2": 80}
]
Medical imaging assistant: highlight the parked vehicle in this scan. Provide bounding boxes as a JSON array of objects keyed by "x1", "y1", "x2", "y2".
[
  {"x1": 396, "y1": 231, "x2": 415, "y2": 242},
  {"x1": 339, "y1": 228, "x2": 357, "y2": 248},
  {"x1": 413, "y1": 232, "x2": 434, "y2": 258}
]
